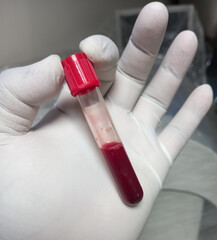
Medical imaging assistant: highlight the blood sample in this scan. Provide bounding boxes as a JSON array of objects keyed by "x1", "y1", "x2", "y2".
[{"x1": 62, "y1": 53, "x2": 143, "y2": 205}]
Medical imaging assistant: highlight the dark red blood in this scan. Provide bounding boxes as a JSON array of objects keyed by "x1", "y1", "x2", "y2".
[{"x1": 100, "y1": 142, "x2": 143, "y2": 205}]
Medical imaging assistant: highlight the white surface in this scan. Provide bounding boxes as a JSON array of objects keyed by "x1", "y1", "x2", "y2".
[
  {"x1": 139, "y1": 191, "x2": 203, "y2": 240},
  {"x1": 164, "y1": 140, "x2": 217, "y2": 206},
  {"x1": 138, "y1": 139, "x2": 217, "y2": 240}
]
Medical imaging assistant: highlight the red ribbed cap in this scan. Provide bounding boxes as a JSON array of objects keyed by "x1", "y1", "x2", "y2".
[{"x1": 62, "y1": 52, "x2": 100, "y2": 97}]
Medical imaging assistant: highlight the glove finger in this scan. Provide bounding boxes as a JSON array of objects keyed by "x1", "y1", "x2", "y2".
[
  {"x1": 158, "y1": 84, "x2": 213, "y2": 162},
  {"x1": 133, "y1": 31, "x2": 198, "y2": 128},
  {"x1": 79, "y1": 35, "x2": 119, "y2": 96},
  {"x1": 56, "y1": 35, "x2": 119, "y2": 115},
  {"x1": 0, "y1": 55, "x2": 64, "y2": 135},
  {"x1": 107, "y1": 2, "x2": 168, "y2": 110}
]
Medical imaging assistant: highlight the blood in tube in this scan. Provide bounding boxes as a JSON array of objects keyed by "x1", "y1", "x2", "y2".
[{"x1": 100, "y1": 142, "x2": 143, "y2": 205}]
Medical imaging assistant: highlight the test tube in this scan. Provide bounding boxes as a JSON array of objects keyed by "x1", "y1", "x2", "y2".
[{"x1": 62, "y1": 53, "x2": 143, "y2": 205}]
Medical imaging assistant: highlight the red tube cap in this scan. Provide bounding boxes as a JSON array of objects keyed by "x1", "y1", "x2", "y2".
[{"x1": 62, "y1": 52, "x2": 100, "y2": 97}]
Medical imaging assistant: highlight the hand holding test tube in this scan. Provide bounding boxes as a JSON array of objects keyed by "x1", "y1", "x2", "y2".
[{"x1": 0, "y1": 2, "x2": 213, "y2": 240}]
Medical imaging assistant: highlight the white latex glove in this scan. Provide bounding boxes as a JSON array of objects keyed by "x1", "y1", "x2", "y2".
[{"x1": 0, "y1": 2, "x2": 213, "y2": 240}]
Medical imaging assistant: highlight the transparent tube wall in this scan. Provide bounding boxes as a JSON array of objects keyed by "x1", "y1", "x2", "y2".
[
  {"x1": 77, "y1": 87, "x2": 120, "y2": 148},
  {"x1": 77, "y1": 87, "x2": 143, "y2": 205}
]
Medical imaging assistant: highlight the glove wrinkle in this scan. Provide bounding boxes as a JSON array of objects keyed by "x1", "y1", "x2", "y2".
[{"x1": 0, "y1": 77, "x2": 37, "y2": 136}]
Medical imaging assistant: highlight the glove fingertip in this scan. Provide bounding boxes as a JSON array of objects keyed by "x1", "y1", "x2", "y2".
[{"x1": 79, "y1": 35, "x2": 119, "y2": 71}]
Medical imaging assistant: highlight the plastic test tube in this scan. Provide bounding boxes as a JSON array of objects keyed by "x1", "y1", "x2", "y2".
[{"x1": 62, "y1": 53, "x2": 143, "y2": 205}]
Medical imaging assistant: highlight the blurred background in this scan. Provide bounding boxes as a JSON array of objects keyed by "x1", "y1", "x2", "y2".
[
  {"x1": 0, "y1": 0, "x2": 217, "y2": 239},
  {"x1": 0, "y1": 0, "x2": 216, "y2": 99}
]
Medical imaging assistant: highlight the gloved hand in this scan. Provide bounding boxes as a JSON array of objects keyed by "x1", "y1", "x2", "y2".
[{"x1": 0, "y1": 2, "x2": 213, "y2": 240}]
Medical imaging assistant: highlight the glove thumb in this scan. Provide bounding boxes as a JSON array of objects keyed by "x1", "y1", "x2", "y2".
[{"x1": 0, "y1": 55, "x2": 64, "y2": 135}]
